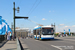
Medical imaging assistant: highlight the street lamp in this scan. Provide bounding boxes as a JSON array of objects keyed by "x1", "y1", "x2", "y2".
[
  {"x1": 13, "y1": 2, "x2": 28, "y2": 38},
  {"x1": 17, "y1": 7, "x2": 20, "y2": 13}
]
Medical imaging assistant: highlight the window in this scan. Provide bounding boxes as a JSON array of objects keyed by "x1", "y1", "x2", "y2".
[
  {"x1": 42, "y1": 28, "x2": 54, "y2": 35},
  {"x1": 33, "y1": 30, "x2": 36, "y2": 35}
]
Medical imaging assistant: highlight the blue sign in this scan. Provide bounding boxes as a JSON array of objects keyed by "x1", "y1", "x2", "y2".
[
  {"x1": 69, "y1": 29, "x2": 70, "y2": 32},
  {"x1": 69, "y1": 29, "x2": 70, "y2": 35},
  {"x1": 64, "y1": 30, "x2": 65, "y2": 34}
]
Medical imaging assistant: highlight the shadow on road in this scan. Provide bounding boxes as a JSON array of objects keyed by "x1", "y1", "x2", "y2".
[
  {"x1": 41, "y1": 39, "x2": 63, "y2": 41},
  {"x1": 0, "y1": 40, "x2": 8, "y2": 48}
]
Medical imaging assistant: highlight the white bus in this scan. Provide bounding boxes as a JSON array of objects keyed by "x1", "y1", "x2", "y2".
[{"x1": 33, "y1": 25, "x2": 55, "y2": 40}]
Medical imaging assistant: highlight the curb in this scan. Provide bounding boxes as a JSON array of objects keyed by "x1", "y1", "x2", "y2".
[{"x1": 17, "y1": 38, "x2": 23, "y2": 50}]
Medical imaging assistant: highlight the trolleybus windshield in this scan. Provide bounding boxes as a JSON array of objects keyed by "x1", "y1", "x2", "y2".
[{"x1": 42, "y1": 28, "x2": 54, "y2": 35}]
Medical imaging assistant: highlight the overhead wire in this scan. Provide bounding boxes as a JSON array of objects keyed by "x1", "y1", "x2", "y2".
[
  {"x1": 28, "y1": 0, "x2": 41, "y2": 16},
  {"x1": 17, "y1": 0, "x2": 22, "y2": 7},
  {"x1": 16, "y1": 0, "x2": 42, "y2": 28},
  {"x1": 28, "y1": 19, "x2": 40, "y2": 25},
  {"x1": 26, "y1": 0, "x2": 38, "y2": 16}
]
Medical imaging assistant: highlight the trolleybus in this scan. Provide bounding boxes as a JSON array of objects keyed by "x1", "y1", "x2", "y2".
[{"x1": 33, "y1": 25, "x2": 55, "y2": 40}]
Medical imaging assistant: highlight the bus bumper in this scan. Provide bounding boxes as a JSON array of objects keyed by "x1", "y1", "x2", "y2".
[{"x1": 41, "y1": 37, "x2": 54, "y2": 40}]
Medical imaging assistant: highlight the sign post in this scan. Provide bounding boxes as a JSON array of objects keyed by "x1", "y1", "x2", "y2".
[
  {"x1": 69, "y1": 29, "x2": 70, "y2": 35},
  {"x1": 64, "y1": 30, "x2": 65, "y2": 34}
]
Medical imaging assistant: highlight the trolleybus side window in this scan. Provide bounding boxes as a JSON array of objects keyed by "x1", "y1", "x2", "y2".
[
  {"x1": 33, "y1": 30, "x2": 36, "y2": 35},
  {"x1": 36, "y1": 29, "x2": 40, "y2": 35}
]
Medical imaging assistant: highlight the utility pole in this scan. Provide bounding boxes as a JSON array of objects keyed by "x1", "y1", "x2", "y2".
[
  {"x1": 13, "y1": 2, "x2": 28, "y2": 38},
  {"x1": 13, "y1": 2, "x2": 15, "y2": 37},
  {"x1": 54, "y1": 23, "x2": 55, "y2": 34}
]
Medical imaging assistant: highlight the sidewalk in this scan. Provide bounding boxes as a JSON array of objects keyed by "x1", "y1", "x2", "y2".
[
  {"x1": 0, "y1": 40, "x2": 7, "y2": 48},
  {"x1": 0, "y1": 40, "x2": 17, "y2": 50}
]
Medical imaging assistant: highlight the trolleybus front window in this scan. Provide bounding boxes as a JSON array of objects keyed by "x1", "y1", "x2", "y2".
[{"x1": 42, "y1": 28, "x2": 54, "y2": 35}]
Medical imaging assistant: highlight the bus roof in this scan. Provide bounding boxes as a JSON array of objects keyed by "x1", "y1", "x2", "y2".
[
  {"x1": 33, "y1": 25, "x2": 54, "y2": 30},
  {"x1": 33, "y1": 27, "x2": 41, "y2": 30}
]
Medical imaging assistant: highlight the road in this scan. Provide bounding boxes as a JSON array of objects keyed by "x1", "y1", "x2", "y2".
[{"x1": 20, "y1": 37, "x2": 75, "y2": 50}]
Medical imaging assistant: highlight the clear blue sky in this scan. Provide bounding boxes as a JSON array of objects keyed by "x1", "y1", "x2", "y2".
[{"x1": 0, "y1": 0, "x2": 75, "y2": 32}]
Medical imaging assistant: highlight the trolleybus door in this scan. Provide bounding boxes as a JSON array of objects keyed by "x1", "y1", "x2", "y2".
[
  {"x1": 36, "y1": 30, "x2": 37, "y2": 39},
  {"x1": 40, "y1": 28, "x2": 42, "y2": 38}
]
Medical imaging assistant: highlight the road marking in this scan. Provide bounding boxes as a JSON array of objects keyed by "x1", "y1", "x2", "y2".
[
  {"x1": 33, "y1": 39, "x2": 75, "y2": 50},
  {"x1": 36, "y1": 41, "x2": 63, "y2": 50},
  {"x1": 51, "y1": 45, "x2": 62, "y2": 50}
]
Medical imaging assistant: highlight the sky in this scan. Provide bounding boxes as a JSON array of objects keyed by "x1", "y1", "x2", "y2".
[{"x1": 0, "y1": 0, "x2": 75, "y2": 32}]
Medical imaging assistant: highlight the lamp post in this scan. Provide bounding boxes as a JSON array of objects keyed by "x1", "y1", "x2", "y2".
[
  {"x1": 13, "y1": 2, "x2": 15, "y2": 38},
  {"x1": 13, "y1": 2, "x2": 28, "y2": 38}
]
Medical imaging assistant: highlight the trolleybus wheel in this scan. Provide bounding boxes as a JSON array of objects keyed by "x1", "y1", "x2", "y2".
[{"x1": 39, "y1": 38, "x2": 41, "y2": 41}]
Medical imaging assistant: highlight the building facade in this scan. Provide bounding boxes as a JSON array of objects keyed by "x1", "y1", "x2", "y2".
[{"x1": 11, "y1": 27, "x2": 29, "y2": 37}]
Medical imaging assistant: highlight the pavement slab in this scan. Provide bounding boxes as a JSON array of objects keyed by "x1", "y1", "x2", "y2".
[{"x1": 0, "y1": 40, "x2": 17, "y2": 50}]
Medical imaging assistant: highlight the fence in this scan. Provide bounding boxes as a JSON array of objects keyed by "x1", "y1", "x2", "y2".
[{"x1": 0, "y1": 35, "x2": 6, "y2": 43}]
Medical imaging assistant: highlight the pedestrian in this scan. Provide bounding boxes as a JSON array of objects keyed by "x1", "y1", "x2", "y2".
[
  {"x1": 10, "y1": 32, "x2": 12, "y2": 40},
  {"x1": 7, "y1": 32, "x2": 10, "y2": 40},
  {"x1": 5, "y1": 32, "x2": 7, "y2": 40},
  {"x1": 12, "y1": 34, "x2": 15, "y2": 41}
]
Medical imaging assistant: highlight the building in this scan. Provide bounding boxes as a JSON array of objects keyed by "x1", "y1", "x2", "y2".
[{"x1": 11, "y1": 27, "x2": 29, "y2": 37}]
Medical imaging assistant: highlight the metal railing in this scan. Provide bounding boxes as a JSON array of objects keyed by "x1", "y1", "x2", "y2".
[{"x1": 0, "y1": 35, "x2": 5, "y2": 43}]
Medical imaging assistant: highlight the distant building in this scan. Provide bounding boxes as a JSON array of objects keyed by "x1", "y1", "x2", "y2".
[{"x1": 11, "y1": 27, "x2": 29, "y2": 37}]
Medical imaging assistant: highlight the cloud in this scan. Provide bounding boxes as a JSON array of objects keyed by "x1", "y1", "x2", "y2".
[
  {"x1": 56, "y1": 25, "x2": 75, "y2": 32},
  {"x1": 49, "y1": 11, "x2": 51, "y2": 12},
  {"x1": 64, "y1": 25, "x2": 75, "y2": 27},
  {"x1": 59, "y1": 24, "x2": 64, "y2": 26},
  {"x1": 42, "y1": 18, "x2": 47, "y2": 20},
  {"x1": 65, "y1": 26, "x2": 70, "y2": 27},
  {"x1": 72, "y1": 25, "x2": 75, "y2": 27},
  {"x1": 53, "y1": 10, "x2": 54, "y2": 12}
]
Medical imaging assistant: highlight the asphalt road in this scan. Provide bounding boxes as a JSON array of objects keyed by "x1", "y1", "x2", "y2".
[{"x1": 20, "y1": 37, "x2": 75, "y2": 50}]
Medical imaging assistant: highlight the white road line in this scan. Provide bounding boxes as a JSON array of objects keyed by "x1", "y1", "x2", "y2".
[
  {"x1": 51, "y1": 45, "x2": 62, "y2": 50},
  {"x1": 38, "y1": 41, "x2": 62, "y2": 50}
]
